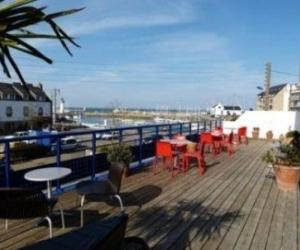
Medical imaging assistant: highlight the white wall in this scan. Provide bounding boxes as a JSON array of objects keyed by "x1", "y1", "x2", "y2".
[
  {"x1": 223, "y1": 111, "x2": 300, "y2": 139},
  {"x1": 0, "y1": 101, "x2": 51, "y2": 122}
]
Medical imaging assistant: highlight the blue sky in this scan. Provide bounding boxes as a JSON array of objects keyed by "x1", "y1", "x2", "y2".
[{"x1": 3, "y1": 0, "x2": 300, "y2": 109}]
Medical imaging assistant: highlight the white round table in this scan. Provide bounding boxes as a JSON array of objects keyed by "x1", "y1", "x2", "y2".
[{"x1": 24, "y1": 167, "x2": 71, "y2": 198}]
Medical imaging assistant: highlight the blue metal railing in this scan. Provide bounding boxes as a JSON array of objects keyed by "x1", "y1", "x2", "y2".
[{"x1": 0, "y1": 119, "x2": 222, "y2": 189}]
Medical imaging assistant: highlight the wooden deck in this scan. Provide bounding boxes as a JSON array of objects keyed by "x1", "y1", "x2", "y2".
[{"x1": 1, "y1": 140, "x2": 300, "y2": 250}]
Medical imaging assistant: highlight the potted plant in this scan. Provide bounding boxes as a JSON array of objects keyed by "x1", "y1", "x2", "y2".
[
  {"x1": 252, "y1": 127, "x2": 260, "y2": 139},
  {"x1": 103, "y1": 143, "x2": 133, "y2": 177},
  {"x1": 262, "y1": 130, "x2": 300, "y2": 191},
  {"x1": 266, "y1": 130, "x2": 273, "y2": 141}
]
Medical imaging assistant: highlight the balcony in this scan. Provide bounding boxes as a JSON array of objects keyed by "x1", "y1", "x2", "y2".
[{"x1": 0, "y1": 124, "x2": 299, "y2": 249}]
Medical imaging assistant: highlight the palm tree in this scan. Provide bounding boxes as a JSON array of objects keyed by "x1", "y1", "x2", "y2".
[{"x1": 0, "y1": 0, "x2": 82, "y2": 98}]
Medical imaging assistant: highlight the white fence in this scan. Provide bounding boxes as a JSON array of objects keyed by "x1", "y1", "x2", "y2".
[{"x1": 223, "y1": 111, "x2": 300, "y2": 139}]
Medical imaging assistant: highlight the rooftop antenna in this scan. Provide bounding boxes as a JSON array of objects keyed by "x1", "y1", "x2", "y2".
[
  {"x1": 264, "y1": 62, "x2": 272, "y2": 110},
  {"x1": 299, "y1": 59, "x2": 300, "y2": 84}
]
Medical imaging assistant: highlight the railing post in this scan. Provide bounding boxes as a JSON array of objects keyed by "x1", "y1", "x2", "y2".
[
  {"x1": 179, "y1": 123, "x2": 183, "y2": 134},
  {"x1": 4, "y1": 142, "x2": 11, "y2": 187},
  {"x1": 203, "y1": 120, "x2": 207, "y2": 131},
  {"x1": 168, "y1": 124, "x2": 172, "y2": 138},
  {"x1": 197, "y1": 121, "x2": 200, "y2": 133},
  {"x1": 215, "y1": 120, "x2": 218, "y2": 128},
  {"x1": 119, "y1": 129, "x2": 123, "y2": 143},
  {"x1": 138, "y1": 127, "x2": 143, "y2": 167},
  {"x1": 155, "y1": 125, "x2": 159, "y2": 138},
  {"x1": 56, "y1": 137, "x2": 62, "y2": 192},
  {"x1": 209, "y1": 121, "x2": 212, "y2": 131},
  {"x1": 188, "y1": 122, "x2": 192, "y2": 135},
  {"x1": 91, "y1": 132, "x2": 96, "y2": 180}
]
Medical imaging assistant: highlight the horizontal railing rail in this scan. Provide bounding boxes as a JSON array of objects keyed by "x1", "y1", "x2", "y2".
[{"x1": 0, "y1": 119, "x2": 222, "y2": 190}]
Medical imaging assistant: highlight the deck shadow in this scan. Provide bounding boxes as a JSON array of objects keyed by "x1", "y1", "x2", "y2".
[
  {"x1": 49, "y1": 210, "x2": 110, "y2": 228},
  {"x1": 130, "y1": 200, "x2": 243, "y2": 249},
  {"x1": 81, "y1": 185, "x2": 162, "y2": 209}
]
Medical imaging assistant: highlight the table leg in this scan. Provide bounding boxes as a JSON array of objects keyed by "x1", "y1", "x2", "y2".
[{"x1": 47, "y1": 181, "x2": 52, "y2": 199}]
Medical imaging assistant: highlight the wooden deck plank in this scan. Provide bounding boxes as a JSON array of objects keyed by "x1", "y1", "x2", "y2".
[
  {"x1": 298, "y1": 189, "x2": 300, "y2": 250},
  {"x1": 249, "y1": 181, "x2": 279, "y2": 250},
  {"x1": 232, "y1": 173, "x2": 273, "y2": 249},
  {"x1": 0, "y1": 169, "x2": 167, "y2": 245},
  {"x1": 151, "y1": 143, "x2": 264, "y2": 249},
  {"x1": 0, "y1": 166, "x2": 175, "y2": 248},
  {"x1": 195, "y1": 147, "x2": 268, "y2": 250},
  {"x1": 265, "y1": 191, "x2": 287, "y2": 250},
  {"x1": 1, "y1": 143, "x2": 258, "y2": 248},
  {"x1": 0, "y1": 169, "x2": 169, "y2": 246},
  {"x1": 0, "y1": 140, "x2": 299, "y2": 250},
  {"x1": 181, "y1": 143, "x2": 266, "y2": 250},
  {"x1": 0, "y1": 153, "x2": 222, "y2": 249},
  {"x1": 126, "y1": 151, "x2": 238, "y2": 235},
  {"x1": 281, "y1": 191, "x2": 298, "y2": 250},
  {"x1": 212, "y1": 171, "x2": 268, "y2": 250}
]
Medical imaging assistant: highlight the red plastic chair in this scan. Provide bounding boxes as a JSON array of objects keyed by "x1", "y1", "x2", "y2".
[
  {"x1": 215, "y1": 126, "x2": 223, "y2": 133},
  {"x1": 183, "y1": 143, "x2": 206, "y2": 175},
  {"x1": 237, "y1": 127, "x2": 248, "y2": 145},
  {"x1": 172, "y1": 134, "x2": 187, "y2": 153},
  {"x1": 220, "y1": 132, "x2": 234, "y2": 156},
  {"x1": 200, "y1": 132, "x2": 218, "y2": 155},
  {"x1": 153, "y1": 141, "x2": 182, "y2": 175}
]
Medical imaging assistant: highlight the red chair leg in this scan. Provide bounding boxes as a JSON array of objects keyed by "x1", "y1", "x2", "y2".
[
  {"x1": 228, "y1": 145, "x2": 234, "y2": 156},
  {"x1": 184, "y1": 157, "x2": 189, "y2": 172},
  {"x1": 153, "y1": 157, "x2": 159, "y2": 174}
]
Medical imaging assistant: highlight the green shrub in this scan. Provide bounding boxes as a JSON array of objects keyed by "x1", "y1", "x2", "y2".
[
  {"x1": 262, "y1": 130, "x2": 300, "y2": 166},
  {"x1": 102, "y1": 143, "x2": 133, "y2": 167}
]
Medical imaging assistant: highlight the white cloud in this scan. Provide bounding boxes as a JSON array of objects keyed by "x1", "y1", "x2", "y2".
[
  {"x1": 66, "y1": 0, "x2": 199, "y2": 36},
  {"x1": 153, "y1": 32, "x2": 228, "y2": 56},
  {"x1": 69, "y1": 15, "x2": 193, "y2": 36}
]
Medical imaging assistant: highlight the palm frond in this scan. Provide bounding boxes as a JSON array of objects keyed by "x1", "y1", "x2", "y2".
[
  {"x1": 1, "y1": 44, "x2": 31, "y2": 97},
  {"x1": 0, "y1": 0, "x2": 36, "y2": 13},
  {"x1": 4, "y1": 33, "x2": 52, "y2": 63},
  {"x1": 0, "y1": 0, "x2": 82, "y2": 97}
]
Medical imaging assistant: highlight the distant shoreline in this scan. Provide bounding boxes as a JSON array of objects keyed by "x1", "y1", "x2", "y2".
[{"x1": 83, "y1": 112, "x2": 155, "y2": 120}]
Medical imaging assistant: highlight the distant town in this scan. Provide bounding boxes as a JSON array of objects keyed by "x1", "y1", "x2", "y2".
[{"x1": 1, "y1": 78, "x2": 300, "y2": 136}]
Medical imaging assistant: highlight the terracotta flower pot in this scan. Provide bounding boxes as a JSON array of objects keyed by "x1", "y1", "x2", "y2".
[
  {"x1": 252, "y1": 131, "x2": 259, "y2": 139},
  {"x1": 274, "y1": 164, "x2": 300, "y2": 191},
  {"x1": 266, "y1": 131, "x2": 273, "y2": 141}
]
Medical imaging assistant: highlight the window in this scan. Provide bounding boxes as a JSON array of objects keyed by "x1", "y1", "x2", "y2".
[
  {"x1": 6, "y1": 106, "x2": 13, "y2": 117},
  {"x1": 38, "y1": 107, "x2": 43, "y2": 116},
  {"x1": 5, "y1": 93, "x2": 15, "y2": 100},
  {"x1": 23, "y1": 106, "x2": 29, "y2": 117}
]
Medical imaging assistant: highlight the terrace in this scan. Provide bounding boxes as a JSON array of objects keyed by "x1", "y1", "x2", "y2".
[{"x1": 0, "y1": 123, "x2": 299, "y2": 249}]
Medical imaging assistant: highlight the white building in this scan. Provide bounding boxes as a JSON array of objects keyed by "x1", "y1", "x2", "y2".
[
  {"x1": 211, "y1": 103, "x2": 243, "y2": 117},
  {"x1": 59, "y1": 98, "x2": 65, "y2": 114},
  {"x1": 256, "y1": 83, "x2": 300, "y2": 111},
  {"x1": 0, "y1": 82, "x2": 52, "y2": 133}
]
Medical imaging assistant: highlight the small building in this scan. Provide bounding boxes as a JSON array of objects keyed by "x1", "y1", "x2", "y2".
[
  {"x1": 289, "y1": 84, "x2": 300, "y2": 111},
  {"x1": 256, "y1": 84, "x2": 290, "y2": 111},
  {"x1": 0, "y1": 82, "x2": 52, "y2": 133},
  {"x1": 211, "y1": 103, "x2": 242, "y2": 117}
]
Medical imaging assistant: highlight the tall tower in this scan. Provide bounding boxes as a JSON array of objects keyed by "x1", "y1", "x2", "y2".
[
  {"x1": 59, "y1": 98, "x2": 65, "y2": 114},
  {"x1": 264, "y1": 62, "x2": 272, "y2": 110},
  {"x1": 51, "y1": 88, "x2": 60, "y2": 124}
]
